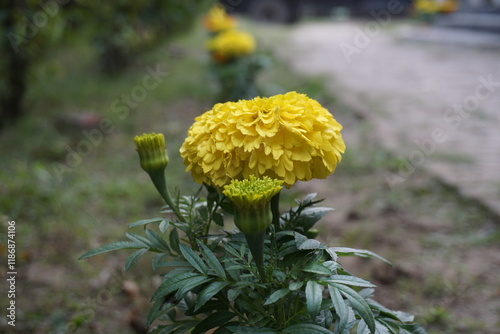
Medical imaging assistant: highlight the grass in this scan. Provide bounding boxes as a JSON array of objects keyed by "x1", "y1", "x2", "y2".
[{"x1": 1, "y1": 19, "x2": 499, "y2": 334}]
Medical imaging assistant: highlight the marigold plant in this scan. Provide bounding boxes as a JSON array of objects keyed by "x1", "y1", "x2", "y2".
[
  {"x1": 206, "y1": 29, "x2": 256, "y2": 63},
  {"x1": 180, "y1": 92, "x2": 346, "y2": 188},
  {"x1": 202, "y1": 4, "x2": 237, "y2": 33},
  {"x1": 81, "y1": 94, "x2": 427, "y2": 334}
]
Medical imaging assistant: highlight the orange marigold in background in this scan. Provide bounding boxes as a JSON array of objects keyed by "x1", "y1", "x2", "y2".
[
  {"x1": 180, "y1": 92, "x2": 345, "y2": 188},
  {"x1": 206, "y1": 29, "x2": 256, "y2": 63},
  {"x1": 203, "y1": 4, "x2": 237, "y2": 33}
]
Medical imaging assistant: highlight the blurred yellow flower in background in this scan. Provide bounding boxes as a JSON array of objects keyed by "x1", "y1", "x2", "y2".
[
  {"x1": 180, "y1": 92, "x2": 345, "y2": 188},
  {"x1": 203, "y1": 4, "x2": 237, "y2": 33},
  {"x1": 206, "y1": 29, "x2": 256, "y2": 62},
  {"x1": 413, "y1": 0, "x2": 441, "y2": 14}
]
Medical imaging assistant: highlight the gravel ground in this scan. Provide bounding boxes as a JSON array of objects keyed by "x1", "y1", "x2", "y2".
[{"x1": 272, "y1": 20, "x2": 500, "y2": 216}]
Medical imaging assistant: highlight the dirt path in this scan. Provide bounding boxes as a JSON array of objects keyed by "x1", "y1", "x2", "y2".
[{"x1": 273, "y1": 20, "x2": 500, "y2": 216}]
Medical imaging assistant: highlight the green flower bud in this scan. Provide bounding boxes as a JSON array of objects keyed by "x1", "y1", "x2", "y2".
[
  {"x1": 223, "y1": 175, "x2": 283, "y2": 281},
  {"x1": 134, "y1": 133, "x2": 169, "y2": 174},
  {"x1": 223, "y1": 175, "x2": 283, "y2": 235}
]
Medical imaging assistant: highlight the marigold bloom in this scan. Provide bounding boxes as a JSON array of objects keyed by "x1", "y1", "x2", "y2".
[
  {"x1": 203, "y1": 4, "x2": 237, "y2": 33},
  {"x1": 206, "y1": 29, "x2": 256, "y2": 62},
  {"x1": 180, "y1": 92, "x2": 346, "y2": 188}
]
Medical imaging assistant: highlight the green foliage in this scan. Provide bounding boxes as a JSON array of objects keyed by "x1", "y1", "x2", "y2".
[
  {"x1": 209, "y1": 53, "x2": 271, "y2": 102},
  {"x1": 81, "y1": 189, "x2": 427, "y2": 333},
  {"x1": 77, "y1": 0, "x2": 215, "y2": 75}
]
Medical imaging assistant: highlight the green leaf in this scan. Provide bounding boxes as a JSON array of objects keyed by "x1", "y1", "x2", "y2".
[
  {"x1": 146, "y1": 298, "x2": 175, "y2": 328},
  {"x1": 282, "y1": 323, "x2": 333, "y2": 333},
  {"x1": 263, "y1": 288, "x2": 290, "y2": 306},
  {"x1": 146, "y1": 228, "x2": 170, "y2": 252},
  {"x1": 330, "y1": 247, "x2": 391, "y2": 266},
  {"x1": 191, "y1": 310, "x2": 236, "y2": 334},
  {"x1": 128, "y1": 217, "x2": 166, "y2": 229},
  {"x1": 195, "y1": 281, "x2": 230, "y2": 311},
  {"x1": 180, "y1": 244, "x2": 208, "y2": 275},
  {"x1": 299, "y1": 207, "x2": 334, "y2": 231},
  {"x1": 197, "y1": 240, "x2": 226, "y2": 279},
  {"x1": 328, "y1": 285, "x2": 348, "y2": 334},
  {"x1": 303, "y1": 263, "x2": 332, "y2": 275},
  {"x1": 294, "y1": 232, "x2": 322, "y2": 250},
  {"x1": 126, "y1": 232, "x2": 152, "y2": 247},
  {"x1": 357, "y1": 320, "x2": 392, "y2": 334},
  {"x1": 302, "y1": 192, "x2": 319, "y2": 205},
  {"x1": 159, "y1": 219, "x2": 169, "y2": 233},
  {"x1": 323, "y1": 275, "x2": 376, "y2": 288},
  {"x1": 306, "y1": 281, "x2": 323, "y2": 318},
  {"x1": 367, "y1": 299, "x2": 414, "y2": 323},
  {"x1": 149, "y1": 324, "x2": 179, "y2": 334},
  {"x1": 329, "y1": 283, "x2": 375, "y2": 334},
  {"x1": 169, "y1": 228, "x2": 180, "y2": 253},
  {"x1": 212, "y1": 212, "x2": 224, "y2": 226},
  {"x1": 227, "y1": 326, "x2": 278, "y2": 333},
  {"x1": 289, "y1": 281, "x2": 303, "y2": 291},
  {"x1": 151, "y1": 272, "x2": 200, "y2": 301},
  {"x1": 78, "y1": 241, "x2": 144, "y2": 260},
  {"x1": 124, "y1": 248, "x2": 149, "y2": 271},
  {"x1": 175, "y1": 275, "x2": 213, "y2": 300}
]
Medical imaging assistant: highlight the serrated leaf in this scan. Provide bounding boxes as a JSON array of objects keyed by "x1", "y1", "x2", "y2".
[
  {"x1": 175, "y1": 275, "x2": 212, "y2": 300},
  {"x1": 191, "y1": 310, "x2": 236, "y2": 334},
  {"x1": 179, "y1": 244, "x2": 208, "y2": 275},
  {"x1": 227, "y1": 326, "x2": 278, "y2": 333},
  {"x1": 289, "y1": 281, "x2": 303, "y2": 291},
  {"x1": 146, "y1": 298, "x2": 175, "y2": 328},
  {"x1": 159, "y1": 220, "x2": 169, "y2": 233},
  {"x1": 125, "y1": 248, "x2": 149, "y2": 271},
  {"x1": 306, "y1": 281, "x2": 323, "y2": 318},
  {"x1": 299, "y1": 207, "x2": 334, "y2": 231},
  {"x1": 357, "y1": 319, "x2": 392, "y2": 334},
  {"x1": 298, "y1": 238, "x2": 322, "y2": 250},
  {"x1": 328, "y1": 285, "x2": 348, "y2": 334},
  {"x1": 197, "y1": 240, "x2": 226, "y2": 279},
  {"x1": 323, "y1": 275, "x2": 376, "y2": 288},
  {"x1": 126, "y1": 232, "x2": 151, "y2": 247},
  {"x1": 367, "y1": 299, "x2": 414, "y2": 323},
  {"x1": 195, "y1": 281, "x2": 230, "y2": 311},
  {"x1": 330, "y1": 283, "x2": 375, "y2": 334},
  {"x1": 146, "y1": 228, "x2": 170, "y2": 252},
  {"x1": 302, "y1": 192, "x2": 318, "y2": 205},
  {"x1": 151, "y1": 272, "x2": 200, "y2": 301},
  {"x1": 227, "y1": 288, "x2": 241, "y2": 301},
  {"x1": 128, "y1": 217, "x2": 165, "y2": 229},
  {"x1": 169, "y1": 228, "x2": 180, "y2": 254},
  {"x1": 212, "y1": 212, "x2": 224, "y2": 226},
  {"x1": 78, "y1": 241, "x2": 144, "y2": 260},
  {"x1": 148, "y1": 324, "x2": 179, "y2": 334},
  {"x1": 330, "y1": 247, "x2": 391, "y2": 266},
  {"x1": 282, "y1": 323, "x2": 333, "y2": 333},
  {"x1": 263, "y1": 288, "x2": 290, "y2": 305},
  {"x1": 303, "y1": 263, "x2": 332, "y2": 275}
]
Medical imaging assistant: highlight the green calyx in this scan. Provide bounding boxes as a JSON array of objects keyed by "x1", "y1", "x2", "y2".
[
  {"x1": 223, "y1": 175, "x2": 283, "y2": 234},
  {"x1": 134, "y1": 132, "x2": 169, "y2": 173}
]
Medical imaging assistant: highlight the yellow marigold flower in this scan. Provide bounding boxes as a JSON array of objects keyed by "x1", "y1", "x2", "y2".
[
  {"x1": 134, "y1": 132, "x2": 169, "y2": 173},
  {"x1": 206, "y1": 29, "x2": 256, "y2": 62},
  {"x1": 413, "y1": 0, "x2": 441, "y2": 14},
  {"x1": 203, "y1": 4, "x2": 237, "y2": 33},
  {"x1": 180, "y1": 92, "x2": 346, "y2": 188}
]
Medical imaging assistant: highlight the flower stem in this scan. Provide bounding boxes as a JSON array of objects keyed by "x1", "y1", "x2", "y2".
[
  {"x1": 149, "y1": 170, "x2": 186, "y2": 223},
  {"x1": 271, "y1": 192, "x2": 281, "y2": 227},
  {"x1": 244, "y1": 232, "x2": 266, "y2": 282}
]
